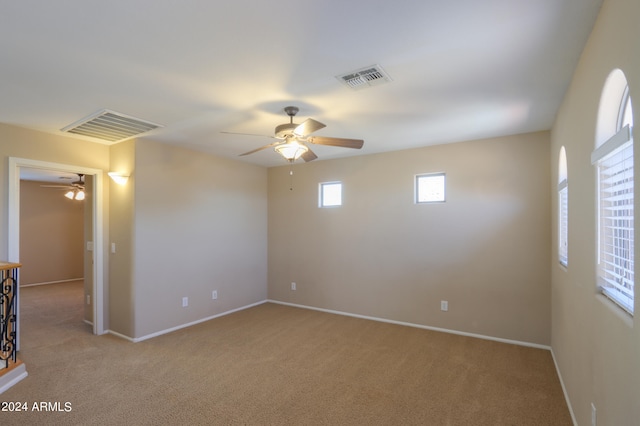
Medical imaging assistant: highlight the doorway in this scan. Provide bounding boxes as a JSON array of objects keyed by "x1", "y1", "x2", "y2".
[{"x1": 7, "y1": 157, "x2": 105, "y2": 349}]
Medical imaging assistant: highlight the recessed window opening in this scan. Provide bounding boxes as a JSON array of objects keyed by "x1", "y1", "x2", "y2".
[
  {"x1": 619, "y1": 86, "x2": 633, "y2": 130},
  {"x1": 415, "y1": 173, "x2": 446, "y2": 203},
  {"x1": 558, "y1": 146, "x2": 568, "y2": 267},
  {"x1": 593, "y1": 69, "x2": 634, "y2": 315},
  {"x1": 319, "y1": 182, "x2": 342, "y2": 207}
]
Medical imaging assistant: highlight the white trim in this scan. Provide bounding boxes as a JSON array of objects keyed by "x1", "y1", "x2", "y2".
[
  {"x1": 591, "y1": 124, "x2": 631, "y2": 164},
  {"x1": 8, "y1": 157, "x2": 106, "y2": 338},
  {"x1": 599, "y1": 285, "x2": 634, "y2": 316},
  {"x1": 107, "y1": 329, "x2": 136, "y2": 343},
  {"x1": 558, "y1": 178, "x2": 568, "y2": 191},
  {"x1": 551, "y1": 349, "x2": 577, "y2": 426},
  {"x1": 20, "y1": 278, "x2": 84, "y2": 287},
  {"x1": 267, "y1": 299, "x2": 551, "y2": 350},
  {"x1": 108, "y1": 298, "x2": 551, "y2": 349},
  {"x1": 108, "y1": 300, "x2": 269, "y2": 343},
  {"x1": 0, "y1": 363, "x2": 28, "y2": 395}
]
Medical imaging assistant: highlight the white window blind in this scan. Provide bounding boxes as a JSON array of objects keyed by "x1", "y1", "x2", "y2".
[
  {"x1": 558, "y1": 180, "x2": 568, "y2": 266},
  {"x1": 594, "y1": 125, "x2": 634, "y2": 314}
]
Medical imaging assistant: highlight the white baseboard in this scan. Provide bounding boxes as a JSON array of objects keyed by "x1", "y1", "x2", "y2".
[
  {"x1": 104, "y1": 298, "x2": 552, "y2": 351},
  {"x1": 267, "y1": 299, "x2": 552, "y2": 350},
  {"x1": 107, "y1": 300, "x2": 269, "y2": 343},
  {"x1": 551, "y1": 348, "x2": 577, "y2": 426},
  {"x1": 0, "y1": 363, "x2": 28, "y2": 395},
  {"x1": 20, "y1": 278, "x2": 84, "y2": 287},
  {"x1": 107, "y1": 329, "x2": 136, "y2": 342}
]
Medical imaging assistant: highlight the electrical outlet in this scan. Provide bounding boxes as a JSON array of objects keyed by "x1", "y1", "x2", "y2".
[
  {"x1": 291, "y1": 282, "x2": 296, "y2": 291},
  {"x1": 212, "y1": 290, "x2": 218, "y2": 300},
  {"x1": 86, "y1": 295, "x2": 91, "y2": 305},
  {"x1": 591, "y1": 403, "x2": 596, "y2": 426},
  {"x1": 441, "y1": 300, "x2": 448, "y2": 311},
  {"x1": 182, "y1": 297, "x2": 188, "y2": 307}
]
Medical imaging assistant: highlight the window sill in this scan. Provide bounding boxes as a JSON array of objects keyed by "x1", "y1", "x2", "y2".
[{"x1": 595, "y1": 293, "x2": 634, "y2": 328}]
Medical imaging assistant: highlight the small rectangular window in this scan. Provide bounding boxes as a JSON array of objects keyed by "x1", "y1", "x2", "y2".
[
  {"x1": 319, "y1": 182, "x2": 342, "y2": 207},
  {"x1": 415, "y1": 173, "x2": 446, "y2": 203}
]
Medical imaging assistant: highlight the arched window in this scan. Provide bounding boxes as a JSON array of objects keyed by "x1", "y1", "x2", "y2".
[
  {"x1": 558, "y1": 146, "x2": 568, "y2": 267},
  {"x1": 592, "y1": 69, "x2": 634, "y2": 314}
]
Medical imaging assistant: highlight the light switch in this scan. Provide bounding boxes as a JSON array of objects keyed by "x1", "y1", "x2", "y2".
[{"x1": 111, "y1": 242, "x2": 116, "y2": 254}]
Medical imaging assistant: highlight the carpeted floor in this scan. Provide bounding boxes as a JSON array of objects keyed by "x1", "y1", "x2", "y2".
[{"x1": 2, "y1": 281, "x2": 572, "y2": 425}]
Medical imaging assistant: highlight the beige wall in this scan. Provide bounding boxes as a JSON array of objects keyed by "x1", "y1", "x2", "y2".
[
  {"x1": 0, "y1": 123, "x2": 110, "y2": 260},
  {"x1": 19, "y1": 180, "x2": 84, "y2": 285},
  {"x1": 268, "y1": 131, "x2": 551, "y2": 345},
  {"x1": 129, "y1": 139, "x2": 268, "y2": 339},
  {"x1": 1, "y1": 123, "x2": 269, "y2": 340},
  {"x1": 83, "y1": 175, "x2": 95, "y2": 324},
  {"x1": 550, "y1": 0, "x2": 640, "y2": 424},
  {"x1": 108, "y1": 140, "x2": 136, "y2": 336},
  {"x1": 0, "y1": 123, "x2": 110, "y2": 328},
  {"x1": 5, "y1": 3, "x2": 638, "y2": 418}
]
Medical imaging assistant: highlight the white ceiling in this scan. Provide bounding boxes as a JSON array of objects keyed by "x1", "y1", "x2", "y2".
[{"x1": 1, "y1": 0, "x2": 603, "y2": 167}]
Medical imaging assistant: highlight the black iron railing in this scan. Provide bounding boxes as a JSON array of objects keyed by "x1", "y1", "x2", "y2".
[{"x1": 1, "y1": 263, "x2": 20, "y2": 369}]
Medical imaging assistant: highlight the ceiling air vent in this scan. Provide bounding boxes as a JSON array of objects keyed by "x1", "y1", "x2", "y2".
[
  {"x1": 61, "y1": 109, "x2": 162, "y2": 142},
  {"x1": 336, "y1": 64, "x2": 392, "y2": 90}
]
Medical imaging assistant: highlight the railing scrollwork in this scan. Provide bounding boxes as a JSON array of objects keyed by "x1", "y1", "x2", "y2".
[{"x1": 1, "y1": 262, "x2": 20, "y2": 369}]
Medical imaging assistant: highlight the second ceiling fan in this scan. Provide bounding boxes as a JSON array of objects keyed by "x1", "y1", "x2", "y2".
[
  {"x1": 227, "y1": 106, "x2": 364, "y2": 162},
  {"x1": 41, "y1": 173, "x2": 86, "y2": 200}
]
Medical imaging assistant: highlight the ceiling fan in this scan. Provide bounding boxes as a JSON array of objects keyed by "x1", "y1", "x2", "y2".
[
  {"x1": 224, "y1": 106, "x2": 364, "y2": 162},
  {"x1": 41, "y1": 173, "x2": 86, "y2": 200}
]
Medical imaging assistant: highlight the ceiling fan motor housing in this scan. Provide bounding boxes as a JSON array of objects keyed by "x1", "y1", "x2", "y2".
[
  {"x1": 237, "y1": 105, "x2": 363, "y2": 161},
  {"x1": 275, "y1": 123, "x2": 298, "y2": 138}
]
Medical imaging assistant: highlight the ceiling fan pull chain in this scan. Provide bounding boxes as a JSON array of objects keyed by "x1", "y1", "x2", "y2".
[{"x1": 289, "y1": 166, "x2": 294, "y2": 191}]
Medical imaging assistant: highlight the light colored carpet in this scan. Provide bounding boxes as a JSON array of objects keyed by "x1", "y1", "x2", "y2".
[{"x1": 2, "y1": 281, "x2": 571, "y2": 425}]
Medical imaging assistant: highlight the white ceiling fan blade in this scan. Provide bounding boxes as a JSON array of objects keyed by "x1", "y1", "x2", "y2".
[
  {"x1": 239, "y1": 141, "x2": 282, "y2": 156},
  {"x1": 308, "y1": 136, "x2": 364, "y2": 149},
  {"x1": 294, "y1": 118, "x2": 326, "y2": 137},
  {"x1": 301, "y1": 148, "x2": 318, "y2": 162},
  {"x1": 40, "y1": 185, "x2": 74, "y2": 189},
  {"x1": 221, "y1": 131, "x2": 276, "y2": 139}
]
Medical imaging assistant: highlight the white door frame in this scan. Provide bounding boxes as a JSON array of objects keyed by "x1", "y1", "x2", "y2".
[{"x1": 7, "y1": 157, "x2": 106, "y2": 342}]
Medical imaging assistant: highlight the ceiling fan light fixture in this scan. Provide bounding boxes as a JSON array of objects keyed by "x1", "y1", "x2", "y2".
[
  {"x1": 275, "y1": 141, "x2": 308, "y2": 162},
  {"x1": 65, "y1": 189, "x2": 85, "y2": 200},
  {"x1": 235, "y1": 106, "x2": 364, "y2": 162}
]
